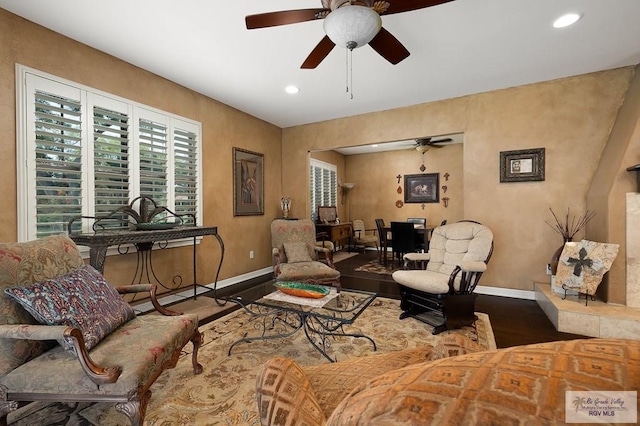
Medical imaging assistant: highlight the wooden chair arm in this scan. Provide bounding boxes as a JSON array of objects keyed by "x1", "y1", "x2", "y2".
[
  {"x1": 272, "y1": 247, "x2": 283, "y2": 264},
  {"x1": 64, "y1": 327, "x2": 123, "y2": 385},
  {"x1": 0, "y1": 324, "x2": 122, "y2": 386},
  {"x1": 316, "y1": 231, "x2": 329, "y2": 241},
  {"x1": 116, "y1": 283, "x2": 181, "y2": 316}
]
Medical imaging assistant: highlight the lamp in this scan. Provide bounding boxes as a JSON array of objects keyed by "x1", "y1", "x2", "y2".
[
  {"x1": 323, "y1": 5, "x2": 382, "y2": 50},
  {"x1": 340, "y1": 182, "x2": 356, "y2": 205}
]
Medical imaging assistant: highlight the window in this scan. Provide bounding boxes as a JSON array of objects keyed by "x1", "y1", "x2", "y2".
[
  {"x1": 16, "y1": 66, "x2": 202, "y2": 241},
  {"x1": 310, "y1": 159, "x2": 337, "y2": 222}
]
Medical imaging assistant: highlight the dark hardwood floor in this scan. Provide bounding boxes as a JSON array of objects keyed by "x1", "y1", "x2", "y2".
[
  {"x1": 199, "y1": 249, "x2": 586, "y2": 349},
  {"x1": 333, "y1": 250, "x2": 586, "y2": 348}
]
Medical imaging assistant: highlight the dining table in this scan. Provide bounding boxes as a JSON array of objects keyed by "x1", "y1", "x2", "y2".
[{"x1": 382, "y1": 223, "x2": 435, "y2": 267}]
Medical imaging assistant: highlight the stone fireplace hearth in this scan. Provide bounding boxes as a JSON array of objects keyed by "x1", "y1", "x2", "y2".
[{"x1": 535, "y1": 192, "x2": 640, "y2": 339}]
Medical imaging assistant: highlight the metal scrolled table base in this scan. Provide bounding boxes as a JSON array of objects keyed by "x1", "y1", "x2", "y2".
[{"x1": 227, "y1": 299, "x2": 377, "y2": 363}]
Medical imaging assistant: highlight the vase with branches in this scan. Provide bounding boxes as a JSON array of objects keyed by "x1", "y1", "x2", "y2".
[{"x1": 546, "y1": 208, "x2": 596, "y2": 275}]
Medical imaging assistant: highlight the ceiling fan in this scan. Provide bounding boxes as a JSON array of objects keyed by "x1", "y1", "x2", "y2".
[
  {"x1": 414, "y1": 137, "x2": 454, "y2": 152},
  {"x1": 245, "y1": 0, "x2": 456, "y2": 69}
]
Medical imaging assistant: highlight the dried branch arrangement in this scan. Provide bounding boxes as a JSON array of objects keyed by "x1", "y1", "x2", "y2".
[{"x1": 546, "y1": 208, "x2": 596, "y2": 240}]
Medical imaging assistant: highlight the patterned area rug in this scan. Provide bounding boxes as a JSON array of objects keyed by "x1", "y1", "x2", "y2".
[
  {"x1": 354, "y1": 259, "x2": 403, "y2": 275},
  {"x1": 8, "y1": 298, "x2": 495, "y2": 426}
]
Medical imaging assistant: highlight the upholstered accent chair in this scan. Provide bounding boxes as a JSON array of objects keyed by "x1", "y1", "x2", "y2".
[
  {"x1": 350, "y1": 219, "x2": 378, "y2": 254},
  {"x1": 392, "y1": 221, "x2": 493, "y2": 334},
  {"x1": 271, "y1": 219, "x2": 341, "y2": 290}
]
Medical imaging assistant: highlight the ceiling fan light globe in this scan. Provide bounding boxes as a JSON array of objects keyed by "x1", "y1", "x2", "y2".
[{"x1": 323, "y1": 5, "x2": 381, "y2": 49}]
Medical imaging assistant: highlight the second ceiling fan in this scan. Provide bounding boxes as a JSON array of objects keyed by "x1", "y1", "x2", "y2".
[{"x1": 245, "y1": 0, "x2": 456, "y2": 69}]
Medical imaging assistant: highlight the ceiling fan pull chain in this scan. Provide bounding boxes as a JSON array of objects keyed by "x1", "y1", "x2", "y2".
[
  {"x1": 345, "y1": 47, "x2": 349, "y2": 94},
  {"x1": 349, "y1": 48, "x2": 354, "y2": 100},
  {"x1": 345, "y1": 47, "x2": 354, "y2": 100}
]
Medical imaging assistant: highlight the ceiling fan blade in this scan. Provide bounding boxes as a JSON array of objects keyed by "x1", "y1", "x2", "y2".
[
  {"x1": 246, "y1": 9, "x2": 328, "y2": 29},
  {"x1": 368, "y1": 28, "x2": 410, "y2": 65},
  {"x1": 432, "y1": 138, "x2": 453, "y2": 144},
  {"x1": 382, "y1": 0, "x2": 455, "y2": 15},
  {"x1": 301, "y1": 36, "x2": 336, "y2": 69}
]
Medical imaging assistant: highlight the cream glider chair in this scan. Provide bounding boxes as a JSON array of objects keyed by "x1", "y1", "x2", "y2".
[
  {"x1": 271, "y1": 219, "x2": 341, "y2": 290},
  {"x1": 350, "y1": 219, "x2": 378, "y2": 254},
  {"x1": 392, "y1": 221, "x2": 493, "y2": 334}
]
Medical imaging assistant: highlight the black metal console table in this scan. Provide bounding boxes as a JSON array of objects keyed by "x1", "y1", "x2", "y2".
[{"x1": 69, "y1": 226, "x2": 224, "y2": 300}]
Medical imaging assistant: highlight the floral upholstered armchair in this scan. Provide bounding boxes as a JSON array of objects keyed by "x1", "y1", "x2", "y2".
[{"x1": 271, "y1": 219, "x2": 341, "y2": 291}]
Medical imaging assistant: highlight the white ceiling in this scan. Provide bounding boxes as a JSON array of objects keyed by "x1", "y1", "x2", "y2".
[{"x1": 2, "y1": 1, "x2": 639, "y2": 129}]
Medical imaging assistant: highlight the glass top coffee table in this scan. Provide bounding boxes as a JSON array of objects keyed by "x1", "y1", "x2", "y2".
[{"x1": 226, "y1": 286, "x2": 377, "y2": 362}]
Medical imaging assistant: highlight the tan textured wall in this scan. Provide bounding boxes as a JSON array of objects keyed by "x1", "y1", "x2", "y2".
[
  {"x1": 0, "y1": 10, "x2": 282, "y2": 292},
  {"x1": 344, "y1": 144, "x2": 463, "y2": 228},
  {"x1": 282, "y1": 69, "x2": 633, "y2": 293}
]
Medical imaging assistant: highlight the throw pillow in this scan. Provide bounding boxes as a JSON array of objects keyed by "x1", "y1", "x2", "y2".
[
  {"x1": 284, "y1": 242, "x2": 313, "y2": 263},
  {"x1": 4, "y1": 264, "x2": 136, "y2": 350}
]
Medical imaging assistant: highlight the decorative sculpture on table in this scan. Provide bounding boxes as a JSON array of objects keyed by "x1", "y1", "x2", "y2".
[
  {"x1": 555, "y1": 239, "x2": 619, "y2": 305},
  {"x1": 280, "y1": 197, "x2": 291, "y2": 218}
]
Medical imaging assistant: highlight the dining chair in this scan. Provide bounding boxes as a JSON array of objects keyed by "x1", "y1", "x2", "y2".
[
  {"x1": 351, "y1": 219, "x2": 378, "y2": 254},
  {"x1": 407, "y1": 218, "x2": 427, "y2": 251},
  {"x1": 374, "y1": 219, "x2": 392, "y2": 265},
  {"x1": 390, "y1": 222, "x2": 416, "y2": 267}
]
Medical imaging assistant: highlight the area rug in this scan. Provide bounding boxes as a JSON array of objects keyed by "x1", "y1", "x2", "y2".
[
  {"x1": 8, "y1": 298, "x2": 495, "y2": 426},
  {"x1": 354, "y1": 258, "x2": 403, "y2": 275}
]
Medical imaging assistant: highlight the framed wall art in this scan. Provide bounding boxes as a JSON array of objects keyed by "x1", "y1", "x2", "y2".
[
  {"x1": 404, "y1": 173, "x2": 440, "y2": 204},
  {"x1": 500, "y1": 148, "x2": 545, "y2": 182},
  {"x1": 233, "y1": 147, "x2": 264, "y2": 216}
]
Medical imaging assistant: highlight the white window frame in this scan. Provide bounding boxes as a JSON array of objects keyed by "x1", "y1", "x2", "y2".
[
  {"x1": 16, "y1": 65, "x2": 203, "y2": 250},
  {"x1": 310, "y1": 158, "x2": 338, "y2": 221}
]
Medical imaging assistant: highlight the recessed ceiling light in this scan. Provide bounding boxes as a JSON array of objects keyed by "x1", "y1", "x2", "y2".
[
  {"x1": 553, "y1": 13, "x2": 581, "y2": 28},
  {"x1": 285, "y1": 85, "x2": 299, "y2": 94}
]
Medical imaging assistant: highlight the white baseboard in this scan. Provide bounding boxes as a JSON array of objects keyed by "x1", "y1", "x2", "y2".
[
  {"x1": 134, "y1": 267, "x2": 273, "y2": 313},
  {"x1": 475, "y1": 285, "x2": 536, "y2": 300}
]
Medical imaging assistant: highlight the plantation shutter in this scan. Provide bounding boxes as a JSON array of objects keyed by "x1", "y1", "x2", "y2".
[
  {"x1": 139, "y1": 118, "x2": 168, "y2": 208},
  {"x1": 173, "y1": 125, "x2": 198, "y2": 223},
  {"x1": 33, "y1": 89, "x2": 83, "y2": 238},
  {"x1": 310, "y1": 159, "x2": 337, "y2": 221},
  {"x1": 92, "y1": 101, "x2": 130, "y2": 229},
  {"x1": 18, "y1": 66, "x2": 203, "y2": 242}
]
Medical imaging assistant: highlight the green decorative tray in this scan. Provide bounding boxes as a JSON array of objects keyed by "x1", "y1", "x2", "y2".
[
  {"x1": 136, "y1": 222, "x2": 179, "y2": 231},
  {"x1": 274, "y1": 282, "x2": 330, "y2": 299}
]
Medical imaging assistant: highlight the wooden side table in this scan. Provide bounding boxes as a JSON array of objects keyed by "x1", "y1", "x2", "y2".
[{"x1": 316, "y1": 222, "x2": 352, "y2": 251}]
